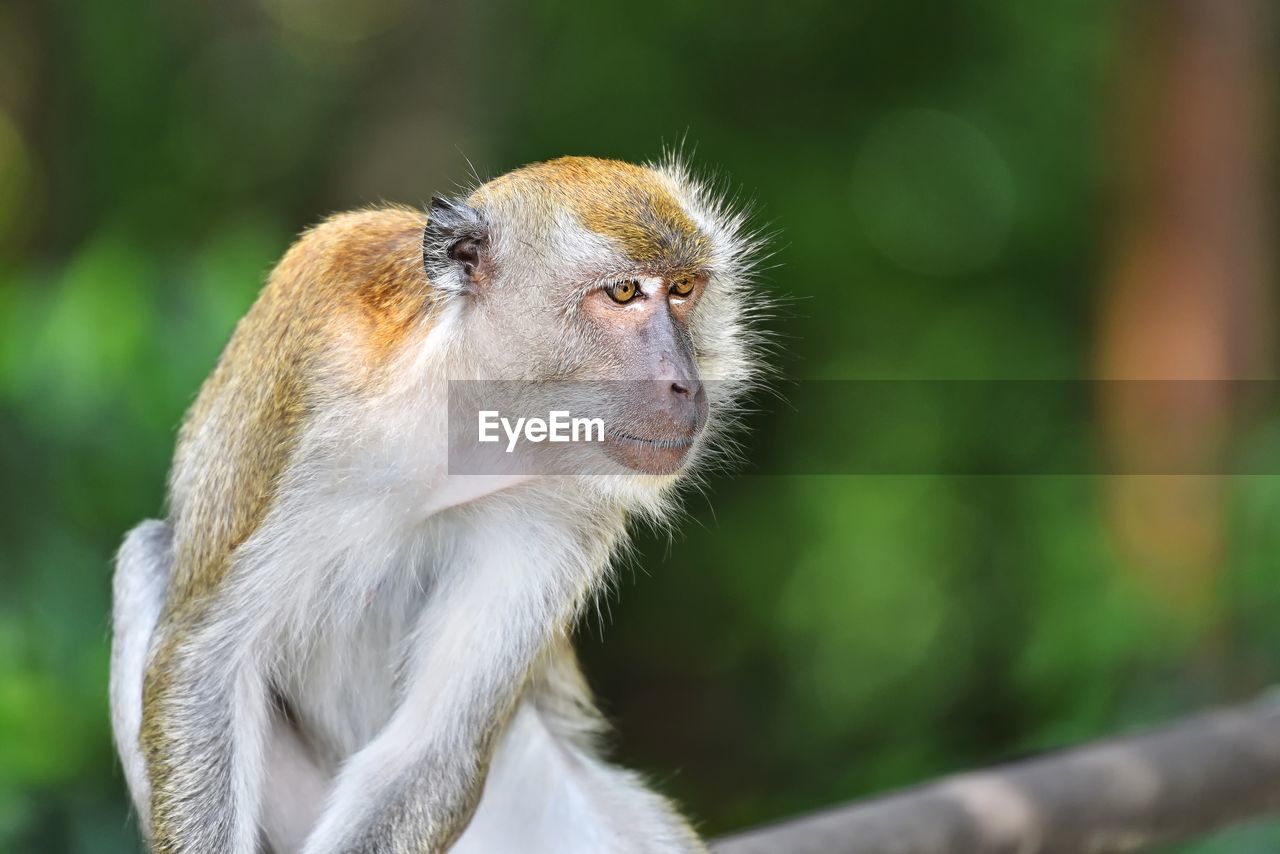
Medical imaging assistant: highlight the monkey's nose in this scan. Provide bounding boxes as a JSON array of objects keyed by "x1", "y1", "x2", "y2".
[{"x1": 665, "y1": 379, "x2": 707, "y2": 432}]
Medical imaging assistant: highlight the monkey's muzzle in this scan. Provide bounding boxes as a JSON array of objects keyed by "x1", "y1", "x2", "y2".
[{"x1": 603, "y1": 379, "x2": 707, "y2": 475}]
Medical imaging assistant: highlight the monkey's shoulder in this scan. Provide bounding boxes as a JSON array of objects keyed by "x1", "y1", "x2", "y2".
[
  {"x1": 253, "y1": 205, "x2": 438, "y2": 359},
  {"x1": 278, "y1": 205, "x2": 429, "y2": 296}
]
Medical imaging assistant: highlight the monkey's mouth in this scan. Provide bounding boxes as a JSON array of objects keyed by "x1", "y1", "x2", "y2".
[{"x1": 603, "y1": 429, "x2": 698, "y2": 475}]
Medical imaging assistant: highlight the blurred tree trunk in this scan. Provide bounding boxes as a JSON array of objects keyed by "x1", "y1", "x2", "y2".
[{"x1": 1096, "y1": 0, "x2": 1275, "y2": 612}]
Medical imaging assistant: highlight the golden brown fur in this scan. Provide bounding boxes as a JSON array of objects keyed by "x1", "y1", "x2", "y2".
[{"x1": 479, "y1": 157, "x2": 712, "y2": 270}]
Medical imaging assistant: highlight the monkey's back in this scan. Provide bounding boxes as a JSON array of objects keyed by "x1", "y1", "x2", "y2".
[{"x1": 166, "y1": 206, "x2": 434, "y2": 609}]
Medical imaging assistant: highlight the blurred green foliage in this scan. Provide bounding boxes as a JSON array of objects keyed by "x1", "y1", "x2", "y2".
[{"x1": 2, "y1": 0, "x2": 1279, "y2": 851}]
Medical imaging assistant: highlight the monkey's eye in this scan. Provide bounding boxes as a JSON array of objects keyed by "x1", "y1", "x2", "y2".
[
  {"x1": 606, "y1": 279, "x2": 640, "y2": 303},
  {"x1": 670, "y1": 275, "x2": 697, "y2": 298}
]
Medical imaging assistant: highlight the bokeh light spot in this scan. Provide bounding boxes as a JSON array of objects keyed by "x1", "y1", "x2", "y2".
[
  {"x1": 260, "y1": 0, "x2": 416, "y2": 43},
  {"x1": 852, "y1": 109, "x2": 1015, "y2": 277}
]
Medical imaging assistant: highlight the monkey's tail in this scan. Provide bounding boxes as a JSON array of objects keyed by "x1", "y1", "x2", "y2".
[{"x1": 109, "y1": 518, "x2": 173, "y2": 837}]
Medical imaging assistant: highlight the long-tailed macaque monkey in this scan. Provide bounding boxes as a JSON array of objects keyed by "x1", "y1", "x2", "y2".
[{"x1": 109, "y1": 156, "x2": 764, "y2": 853}]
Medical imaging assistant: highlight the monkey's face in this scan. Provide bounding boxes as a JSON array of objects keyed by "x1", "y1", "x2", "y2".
[
  {"x1": 570, "y1": 271, "x2": 710, "y2": 475},
  {"x1": 426, "y1": 156, "x2": 764, "y2": 480}
]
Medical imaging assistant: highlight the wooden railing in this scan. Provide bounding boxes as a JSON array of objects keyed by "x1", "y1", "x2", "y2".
[{"x1": 713, "y1": 691, "x2": 1280, "y2": 853}]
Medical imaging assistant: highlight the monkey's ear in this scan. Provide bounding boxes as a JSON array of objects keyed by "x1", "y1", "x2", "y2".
[{"x1": 423, "y1": 196, "x2": 490, "y2": 294}]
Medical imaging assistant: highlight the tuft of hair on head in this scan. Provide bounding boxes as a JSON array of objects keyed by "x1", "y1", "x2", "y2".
[
  {"x1": 642, "y1": 147, "x2": 790, "y2": 498},
  {"x1": 652, "y1": 150, "x2": 774, "y2": 287}
]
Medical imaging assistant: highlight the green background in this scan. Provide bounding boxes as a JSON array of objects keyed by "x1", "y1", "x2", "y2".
[{"x1": 2, "y1": 0, "x2": 1279, "y2": 851}]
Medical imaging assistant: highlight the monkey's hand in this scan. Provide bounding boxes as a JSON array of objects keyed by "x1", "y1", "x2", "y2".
[{"x1": 300, "y1": 502, "x2": 606, "y2": 854}]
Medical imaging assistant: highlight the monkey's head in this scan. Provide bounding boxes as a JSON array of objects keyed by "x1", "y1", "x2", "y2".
[
  {"x1": 164, "y1": 156, "x2": 766, "y2": 594},
  {"x1": 425, "y1": 156, "x2": 767, "y2": 485}
]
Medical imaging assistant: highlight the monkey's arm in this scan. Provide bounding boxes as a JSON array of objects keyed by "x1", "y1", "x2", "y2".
[
  {"x1": 529, "y1": 641, "x2": 708, "y2": 853},
  {"x1": 301, "y1": 503, "x2": 608, "y2": 854},
  {"x1": 451, "y1": 637, "x2": 708, "y2": 853},
  {"x1": 141, "y1": 595, "x2": 273, "y2": 853}
]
